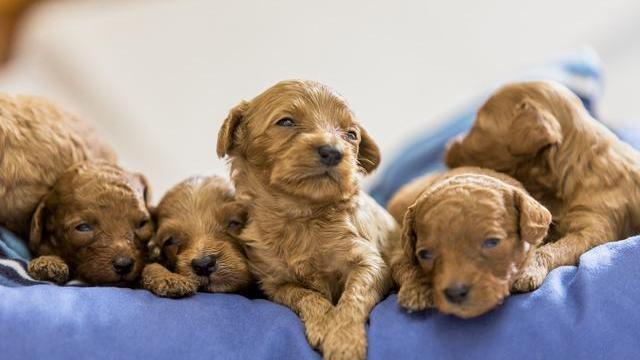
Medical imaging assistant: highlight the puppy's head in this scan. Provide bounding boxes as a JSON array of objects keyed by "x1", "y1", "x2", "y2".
[
  {"x1": 148, "y1": 176, "x2": 252, "y2": 293},
  {"x1": 217, "y1": 80, "x2": 380, "y2": 203},
  {"x1": 445, "y1": 81, "x2": 579, "y2": 174},
  {"x1": 401, "y1": 175, "x2": 551, "y2": 318},
  {"x1": 30, "y1": 162, "x2": 153, "y2": 285}
]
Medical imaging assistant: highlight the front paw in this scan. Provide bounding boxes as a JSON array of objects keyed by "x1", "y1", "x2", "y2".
[
  {"x1": 322, "y1": 320, "x2": 367, "y2": 360},
  {"x1": 141, "y1": 266, "x2": 198, "y2": 298},
  {"x1": 397, "y1": 281, "x2": 433, "y2": 312},
  {"x1": 304, "y1": 313, "x2": 329, "y2": 350},
  {"x1": 512, "y1": 260, "x2": 548, "y2": 293},
  {"x1": 28, "y1": 256, "x2": 69, "y2": 284}
]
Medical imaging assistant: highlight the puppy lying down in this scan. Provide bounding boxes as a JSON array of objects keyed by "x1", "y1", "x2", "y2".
[
  {"x1": 446, "y1": 81, "x2": 640, "y2": 291},
  {"x1": 388, "y1": 167, "x2": 552, "y2": 318},
  {"x1": 0, "y1": 94, "x2": 152, "y2": 285},
  {"x1": 217, "y1": 80, "x2": 399, "y2": 360},
  {"x1": 142, "y1": 176, "x2": 252, "y2": 298}
]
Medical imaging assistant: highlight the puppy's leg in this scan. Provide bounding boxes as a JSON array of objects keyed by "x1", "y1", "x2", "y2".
[
  {"x1": 392, "y1": 257, "x2": 433, "y2": 312},
  {"x1": 141, "y1": 263, "x2": 198, "y2": 298},
  {"x1": 269, "y1": 283, "x2": 334, "y2": 350},
  {"x1": 28, "y1": 255, "x2": 69, "y2": 284},
  {"x1": 324, "y1": 253, "x2": 391, "y2": 360},
  {"x1": 513, "y1": 211, "x2": 617, "y2": 292}
]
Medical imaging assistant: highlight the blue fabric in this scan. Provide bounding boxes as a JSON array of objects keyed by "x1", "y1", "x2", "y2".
[{"x1": 2, "y1": 48, "x2": 639, "y2": 359}]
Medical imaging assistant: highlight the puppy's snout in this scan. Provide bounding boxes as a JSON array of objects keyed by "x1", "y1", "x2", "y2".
[
  {"x1": 317, "y1": 145, "x2": 343, "y2": 167},
  {"x1": 112, "y1": 256, "x2": 134, "y2": 275},
  {"x1": 443, "y1": 283, "x2": 470, "y2": 304},
  {"x1": 191, "y1": 255, "x2": 217, "y2": 276}
]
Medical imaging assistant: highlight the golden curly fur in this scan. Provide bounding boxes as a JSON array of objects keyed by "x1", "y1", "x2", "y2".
[
  {"x1": 217, "y1": 80, "x2": 399, "y2": 360},
  {"x1": 446, "y1": 80, "x2": 640, "y2": 291},
  {"x1": 388, "y1": 167, "x2": 551, "y2": 318},
  {"x1": 142, "y1": 175, "x2": 252, "y2": 298}
]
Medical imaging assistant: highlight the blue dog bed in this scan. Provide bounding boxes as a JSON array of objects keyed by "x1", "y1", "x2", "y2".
[{"x1": 2, "y1": 49, "x2": 639, "y2": 359}]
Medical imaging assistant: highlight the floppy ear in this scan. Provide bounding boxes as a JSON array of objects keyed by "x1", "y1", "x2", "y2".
[
  {"x1": 29, "y1": 197, "x2": 49, "y2": 253},
  {"x1": 514, "y1": 189, "x2": 552, "y2": 245},
  {"x1": 444, "y1": 134, "x2": 466, "y2": 168},
  {"x1": 146, "y1": 207, "x2": 162, "y2": 261},
  {"x1": 400, "y1": 205, "x2": 419, "y2": 265},
  {"x1": 217, "y1": 101, "x2": 249, "y2": 158},
  {"x1": 507, "y1": 100, "x2": 562, "y2": 156},
  {"x1": 357, "y1": 125, "x2": 381, "y2": 174},
  {"x1": 135, "y1": 173, "x2": 152, "y2": 207}
]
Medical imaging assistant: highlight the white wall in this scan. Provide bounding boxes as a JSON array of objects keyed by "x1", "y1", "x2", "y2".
[{"x1": 1, "y1": 0, "x2": 639, "y2": 199}]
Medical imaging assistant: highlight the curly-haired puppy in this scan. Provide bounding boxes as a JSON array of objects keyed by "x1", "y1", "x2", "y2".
[
  {"x1": 217, "y1": 80, "x2": 399, "y2": 360},
  {"x1": 141, "y1": 176, "x2": 252, "y2": 298},
  {"x1": 0, "y1": 94, "x2": 152, "y2": 285},
  {"x1": 446, "y1": 80, "x2": 640, "y2": 292},
  {"x1": 388, "y1": 167, "x2": 551, "y2": 318}
]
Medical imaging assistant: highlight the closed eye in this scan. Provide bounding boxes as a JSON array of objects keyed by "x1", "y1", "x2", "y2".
[{"x1": 482, "y1": 237, "x2": 501, "y2": 249}]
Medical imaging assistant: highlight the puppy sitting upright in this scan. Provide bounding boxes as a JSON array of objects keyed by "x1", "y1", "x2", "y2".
[
  {"x1": 0, "y1": 94, "x2": 152, "y2": 285},
  {"x1": 217, "y1": 80, "x2": 399, "y2": 360},
  {"x1": 142, "y1": 176, "x2": 252, "y2": 298},
  {"x1": 388, "y1": 167, "x2": 552, "y2": 318},
  {"x1": 446, "y1": 81, "x2": 640, "y2": 292}
]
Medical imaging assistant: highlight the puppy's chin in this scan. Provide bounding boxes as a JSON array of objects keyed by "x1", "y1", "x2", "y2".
[
  {"x1": 434, "y1": 279, "x2": 510, "y2": 319},
  {"x1": 269, "y1": 164, "x2": 358, "y2": 203},
  {"x1": 76, "y1": 261, "x2": 143, "y2": 285}
]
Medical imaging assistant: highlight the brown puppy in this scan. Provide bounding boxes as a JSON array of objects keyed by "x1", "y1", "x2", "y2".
[
  {"x1": 217, "y1": 80, "x2": 399, "y2": 360},
  {"x1": 0, "y1": 94, "x2": 152, "y2": 285},
  {"x1": 28, "y1": 162, "x2": 152, "y2": 285},
  {"x1": 142, "y1": 176, "x2": 252, "y2": 298},
  {"x1": 446, "y1": 80, "x2": 640, "y2": 292},
  {"x1": 388, "y1": 167, "x2": 551, "y2": 318}
]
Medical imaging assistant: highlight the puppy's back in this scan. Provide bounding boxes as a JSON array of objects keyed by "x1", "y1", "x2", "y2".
[{"x1": 0, "y1": 94, "x2": 116, "y2": 238}]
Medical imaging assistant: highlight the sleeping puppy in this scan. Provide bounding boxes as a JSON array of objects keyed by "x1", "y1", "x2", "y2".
[
  {"x1": 142, "y1": 176, "x2": 252, "y2": 298},
  {"x1": 28, "y1": 162, "x2": 153, "y2": 285},
  {"x1": 446, "y1": 80, "x2": 640, "y2": 292},
  {"x1": 217, "y1": 80, "x2": 399, "y2": 360},
  {"x1": 388, "y1": 167, "x2": 552, "y2": 318},
  {"x1": 0, "y1": 94, "x2": 152, "y2": 285}
]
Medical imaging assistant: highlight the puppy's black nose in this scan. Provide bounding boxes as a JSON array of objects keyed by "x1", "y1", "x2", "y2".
[
  {"x1": 191, "y1": 255, "x2": 217, "y2": 276},
  {"x1": 317, "y1": 145, "x2": 343, "y2": 167},
  {"x1": 444, "y1": 283, "x2": 470, "y2": 304},
  {"x1": 112, "y1": 256, "x2": 134, "y2": 275}
]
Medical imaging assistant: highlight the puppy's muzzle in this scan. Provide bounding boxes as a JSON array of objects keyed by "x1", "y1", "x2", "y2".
[
  {"x1": 191, "y1": 255, "x2": 217, "y2": 276},
  {"x1": 112, "y1": 255, "x2": 134, "y2": 276},
  {"x1": 443, "y1": 282, "x2": 471, "y2": 304},
  {"x1": 317, "y1": 145, "x2": 343, "y2": 167}
]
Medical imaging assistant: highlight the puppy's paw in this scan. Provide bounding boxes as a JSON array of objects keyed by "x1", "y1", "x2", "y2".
[
  {"x1": 304, "y1": 314, "x2": 329, "y2": 350},
  {"x1": 323, "y1": 320, "x2": 367, "y2": 360},
  {"x1": 512, "y1": 261, "x2": 548, "y2": 293},
  {"x1": 28, "y1": 256, "x2": 69, "y2": 284},
  {"x1": 397, "y1": 281, "x2": 433, "y2": 312},
  {"x1": 141, "y1": 264, "x2": 198, "y2": 298}
]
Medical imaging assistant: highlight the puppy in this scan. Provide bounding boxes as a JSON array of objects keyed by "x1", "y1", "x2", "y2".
[
  {"x1": 446, "y1": 80, "x2": 640, "y2": 291},
  {"x1": 388, "y1": 167, "x2": 552, "y2": 318},
  {"x1": 142, "y1": 176, "x2": 252, "y2": 298},
  {"x1": 217, "y1": 80, "x2": 399, "y2": 360},
  {"x1": 0, "y1": 94, "x2": 152, "y2": 285},
  {"x1": 28, "y1": 162, "x2": 152, "y2": 285}
]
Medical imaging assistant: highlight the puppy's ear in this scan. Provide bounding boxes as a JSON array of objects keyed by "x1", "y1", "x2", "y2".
[
  {"x1": 29, "y1": 197, "x2": 49, "y2": 253},
  {"x1": 444, "y1": 135, "x2": 465, "y2": 168},
  {"x1": 507, "y1": 100, "x2": 562, "y2": 156},
  {"x1": 514, "y1": 189, "x2": 552, "y2": 245},
  {"x1": 400, "y1": 205, "x2": 419, "y2": 265},
  {"x1": 223, "y1": 202, "x2": 248, "y2": 237},
  {"x1": 357, "y1": 125, "x2": 381, "y2": 174},
  {"x1": 217, "y1": 101, "x2": 249, "y2": 158},
  {"x1": 134, "y1": 173, "x2": 152, "y2": 207}
]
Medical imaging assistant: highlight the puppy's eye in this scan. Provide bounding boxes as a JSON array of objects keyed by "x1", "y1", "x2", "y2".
[
  {"x1": 163, "y1": 237, "x2": 177, "y2": 248},
  {"x1": 482, "y1": 237, "x2": 501, "y2": 249},
  {"x1": 75, "y1": 223, "x2": 93, "y2": 232},
  {"x1": 227, "y1": 219, "x2": 244, "y2": 232},
  {"x1": 346, "y1": 130, "x2": 358, "y2": 141},
  {"x1": 416, "y1": 249, "x2": 433, "y2": 260},
  {"x1": 137, "y1": 219, "x2": 149, "y2": 229},
  {"x1": 276, "y1": 117, "x2": 295, "y2": 127}
]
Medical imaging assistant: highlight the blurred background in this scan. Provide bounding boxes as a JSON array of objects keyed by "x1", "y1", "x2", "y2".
[{"x1": 0, "y1": 0, "x2": 639, "y2": 198}]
